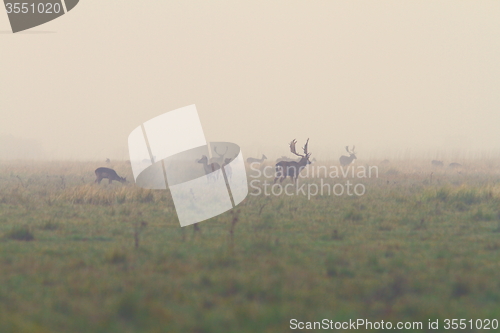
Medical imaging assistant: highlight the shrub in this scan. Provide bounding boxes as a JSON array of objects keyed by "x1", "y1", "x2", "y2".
[
  {"x1": 105, "y1": 249, "x2": 128, "y2": 264},
  {"x1": 4, "y1": 226, "x2": 34, "y2": 241}
]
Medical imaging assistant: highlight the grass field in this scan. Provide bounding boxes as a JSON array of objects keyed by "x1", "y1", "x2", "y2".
[{"x1": 1, "y1": 159, "x2": 500, "y2": 332}]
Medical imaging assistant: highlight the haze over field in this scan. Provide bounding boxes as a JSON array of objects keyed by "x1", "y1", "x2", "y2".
[{"x1": 1, "y1": 1, "x2": 499, "y2": 160}]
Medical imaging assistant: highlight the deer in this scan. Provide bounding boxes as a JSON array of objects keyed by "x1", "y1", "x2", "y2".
[
  {"x1": 339, "y1": 146, "x2": 357, "y2": 166},
  {"x1": 449, "y1": 162, "x2": 462, "y2": 168},
  {"x1": 246, "y1": 154, "x2": 267, "y2": 164},
  {"x1": 95, "y1": 167, "x2": 126, "y2": 184},
  {"x1": 431, "y1": 160, "x2": 444, "y2": 167},
  {"x1": 198, "y1": 155, "x2": 221, "y2": 182},
  {"x1": 210, "y1": 146, "x2": 228, "y2": 166},
  {"x1": 274, "y1": 139, "x2": 312, "y2": 184}
]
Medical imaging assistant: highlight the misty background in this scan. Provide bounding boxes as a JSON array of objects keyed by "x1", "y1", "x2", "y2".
[{"x1": 1, "y1": 1, "x2": 499, "y2": 162}]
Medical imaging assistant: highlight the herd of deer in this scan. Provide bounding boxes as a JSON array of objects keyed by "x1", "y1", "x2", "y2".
[{"x1": 95, "y1": 141, "x2": 462, "y2": 185}]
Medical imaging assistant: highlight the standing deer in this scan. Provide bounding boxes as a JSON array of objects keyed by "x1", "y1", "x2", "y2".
[
  {"x1": 210, "y1": 146, "x2": 228, "y2": 166},
  {"x1": 431, "y1": 160, "x2": 444, "y2": 167},
  {"x1": 339, "y1": 146, "x2": 357, "y2": 166},
  {"x1": 246, "y1": 154, "x2": 267, "y2": 164},
  {"x1": 95, "y1": 167, "x2": 126, "y2": 184},
  {"x1": 274, "y1": 139, "x2": 312, "y2": 184},
  {"x1": 198, "y1": 155, "x2": 221, "y2": 182},
  {"x1": 449, "y1": 162, "x2": 462, "y2": 168}
]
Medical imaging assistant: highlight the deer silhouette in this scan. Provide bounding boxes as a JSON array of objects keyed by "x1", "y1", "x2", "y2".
[
  {"x1": 198, "y1": 155, "x2": 221, "y2": 182},
  {"x1": 339, "y1": 146, "x2": 357, "y2": 166},
  {"x1": 274, "y1": 139, "x2": 312, "y2": 184},
  {"x1": 246, "y1": 154, "x2": 267, "y2": 164},
  {"x1": 95, "y1": 167, "x2": 126, "y2": 184}
]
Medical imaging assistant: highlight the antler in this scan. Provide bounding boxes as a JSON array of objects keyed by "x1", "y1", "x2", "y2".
[
  {"x1": 289, "y1": 139, "x2": 304, "y2": 157},
  {"x1": 214, "y1": 146, "x2": 228, "y2": 157},
  {"x1": 303, "y1": 138, "x2": 310, "y2": 155},
  {"x1": 345, "y1": 146, "x2": 356, "y2": 154}
]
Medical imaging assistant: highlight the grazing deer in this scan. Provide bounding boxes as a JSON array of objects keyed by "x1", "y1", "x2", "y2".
[
  {"x1": 106, "y1": 158, "x2": 110, "y2": 163},
  {"x1": 246, "y1": 154, "x2": 267, "y2": 164},
  {"x1": 449, "y1": 162, "x2": 462, "y2": 168},
  {"x1": 198, "y1": 155, "x2": 221, "y2": 182},
  {"x1": 95, "y1": 167, "x2": 126, "y2": 184},
  {"x1": 431, "y1": 160, "x2": 444, "y2": 167},
  {"x1": 339, "y1": 146, "x2": 357, "y2": 166},
  {"x1": 274, "y1": 139, "x2": 312, "y2": 184}
]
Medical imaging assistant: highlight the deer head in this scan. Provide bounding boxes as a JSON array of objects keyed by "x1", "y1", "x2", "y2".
[
  {"x1": 345, "y1": 145, "x2": 357, "y2": 159},
  {"x1": 339, "y1": 146, "x2": 357, "y2": 166},
  {"x1": 290, "y1": 138, "x2": 312, "y2": 165},
  {"x1": 197, "y1": 155, "x2": 208, "y2": 164},
  {"x1": 214, "y1": 146, "x2": 228, "y2": 158}
]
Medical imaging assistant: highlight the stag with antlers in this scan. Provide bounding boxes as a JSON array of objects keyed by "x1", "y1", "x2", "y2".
[
  {"x1": 210, "y1": 146, "x2": 228, "y2": 166},
  {"x1": 339, "y1": 146, "x2": 357, "y2": 166},
  {"x1": 274, "y1": 139, "x2": 312, "y2": 184}
]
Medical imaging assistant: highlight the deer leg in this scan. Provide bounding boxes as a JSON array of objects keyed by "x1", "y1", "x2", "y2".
[
  {"x1": 274, "y1": 168, "x2": 281, "y2": 184},
  {"x1": 282, "y1": 175, "x2": 293, "y2": 180}
]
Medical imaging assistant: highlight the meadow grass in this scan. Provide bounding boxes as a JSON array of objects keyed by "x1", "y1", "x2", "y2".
[{"x1": 0, "y1": 159, "x2": 499, "y2": 332}]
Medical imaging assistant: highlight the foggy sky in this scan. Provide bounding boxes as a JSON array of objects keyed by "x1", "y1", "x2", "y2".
[{"x1": 1, "y1": 1, "x2": 499, "y2": 161}]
